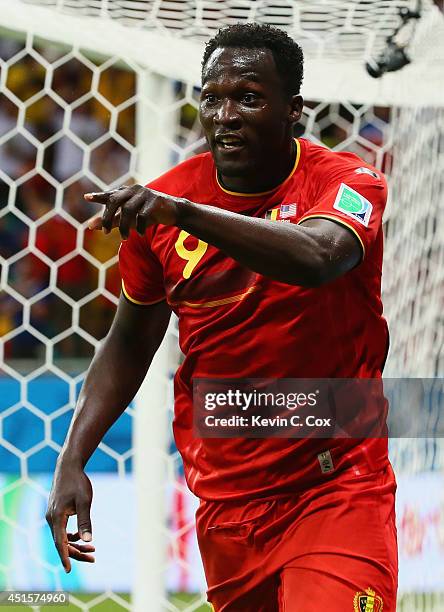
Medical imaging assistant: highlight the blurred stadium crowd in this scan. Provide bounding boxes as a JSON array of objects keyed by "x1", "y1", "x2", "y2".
[{"x1": 0, "y1": 37, "x2": 138, "y2": 367}]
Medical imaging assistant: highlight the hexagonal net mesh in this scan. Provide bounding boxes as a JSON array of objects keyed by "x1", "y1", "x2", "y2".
[{"x1": 0, "y1": 1, "x2": 442, "y2": 611}]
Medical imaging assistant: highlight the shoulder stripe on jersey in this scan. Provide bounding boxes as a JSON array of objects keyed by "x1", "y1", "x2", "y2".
[
  {"x1": 121, "y1": 281, "x2": 165, "y2": 306},
  {"x1": 297, "y1": 213, "x2": 365, "y2": 260},
  {"x1": 216, "y1": 138, "x2": 301, "y2": 197},
  {"x1": 170, "y1": 284, "x2": 261, "y2": 309}
]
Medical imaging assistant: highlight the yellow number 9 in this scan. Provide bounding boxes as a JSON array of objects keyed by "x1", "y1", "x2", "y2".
[{"x1": 174, "y1": 230, "x2": 208, "y2": 279}]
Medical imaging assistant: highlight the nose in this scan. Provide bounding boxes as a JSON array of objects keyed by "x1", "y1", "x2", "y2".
[{"x1": 214, "y1": 98, "x2": 241, "y2": 129}]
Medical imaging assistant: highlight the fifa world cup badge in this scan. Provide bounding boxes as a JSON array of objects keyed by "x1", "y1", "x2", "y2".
[{"x1": 353, "y1": 587, "x2": 383, "y2": 611}]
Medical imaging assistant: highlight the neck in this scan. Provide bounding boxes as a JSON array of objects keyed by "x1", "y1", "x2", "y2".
[{"x1": 218, "y1": 139, "x2": 296, "y2": 194}]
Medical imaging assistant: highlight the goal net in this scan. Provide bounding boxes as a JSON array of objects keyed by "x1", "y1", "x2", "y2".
[{"x1": 0, "y1": 1, "x2": 443, "y2": 610}]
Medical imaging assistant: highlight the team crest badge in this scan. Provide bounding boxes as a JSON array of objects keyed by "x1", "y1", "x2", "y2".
[{"x1": 353, "y1": 588, "x2": 383, "y2": 612}]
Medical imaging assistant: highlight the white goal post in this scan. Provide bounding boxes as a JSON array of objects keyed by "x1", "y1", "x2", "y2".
[{"x1": 0, "y1": 1, "x2": 443, "y2": 611}]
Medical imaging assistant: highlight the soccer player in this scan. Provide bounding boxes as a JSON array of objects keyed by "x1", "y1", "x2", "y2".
[{"x1": 46, "y1": 24, "x2": 397, "y2": 612}]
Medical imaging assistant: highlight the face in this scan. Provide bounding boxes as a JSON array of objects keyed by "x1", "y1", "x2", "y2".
[{"x1": 199, "y1": 46, "x2": 302, "y2": 184}]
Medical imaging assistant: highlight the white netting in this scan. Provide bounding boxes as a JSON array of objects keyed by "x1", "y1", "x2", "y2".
[
  {"x1": 383, "y1": 106, "x2": 444, "y2": 378},
  {"x1": 19, "y1": 0, "x2": 428, "y2": 51},
  {"x1": 1, "y1": 0, "x2": 444, "y2": 105},
  {"x1": 0, "y1": 1, "x2": 443, "y2": 611}
]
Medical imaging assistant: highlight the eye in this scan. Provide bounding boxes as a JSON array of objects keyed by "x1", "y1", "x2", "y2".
[
  {"x1": 203, "y1": 93, "x2": 218, "y2": 104},
  {"x1": 241, "y1": 93, "x2": 258, "y2": 104}
]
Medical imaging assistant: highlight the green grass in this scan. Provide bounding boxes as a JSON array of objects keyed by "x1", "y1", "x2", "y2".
[{"x1": 1, "y1": 593, "x2": 211, "y2": 611}]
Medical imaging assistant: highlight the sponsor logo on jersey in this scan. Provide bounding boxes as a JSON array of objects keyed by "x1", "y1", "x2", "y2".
[
  {"x1": 355, "y1": 166, "x2": 380, "y2": 180},
  {"x1": 353, "y1": 587, "x2": 383, "y2": 612},
  {"x1": 265, "y1": 203, "x2": 297, "y2": 222},
  {"x1": 333, "y1": 183, "x2": 373, "y2": 227}
]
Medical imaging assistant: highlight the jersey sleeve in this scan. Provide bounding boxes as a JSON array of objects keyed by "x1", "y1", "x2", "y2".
[
  {"x1": 298, "y1": 168, "x2": 387, "y2": 259},
  {"x1": 118, "y1": 230, "x2": 165, "y2": 305}
]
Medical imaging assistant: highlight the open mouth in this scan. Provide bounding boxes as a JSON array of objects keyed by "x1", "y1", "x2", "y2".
[{"x1": 215, "y1": 134, "x2": 244, "y2": 151}]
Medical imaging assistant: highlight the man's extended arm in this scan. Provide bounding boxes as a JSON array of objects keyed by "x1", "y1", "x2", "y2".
[
  {"x1": 165, "y1": 200, "x2": 360, "y2": 286},
  {"x1": 86, "y1": 186, "x2": 362, "y2": 287},
  {"x1": 46, "y1": 296, "x2": 171, "y2": 572}
]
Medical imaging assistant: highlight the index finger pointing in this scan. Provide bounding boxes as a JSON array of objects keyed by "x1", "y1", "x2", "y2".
[
  {"x1": 84, "y1": 185, "x2": 129, "y2": 204},
  {"x1": 84, "y1": 190, "x2": 119, "y2": 204}
]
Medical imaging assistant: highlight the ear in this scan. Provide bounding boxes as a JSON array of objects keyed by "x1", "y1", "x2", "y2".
[{"x1": 289, "y1": 94, "x2": 303, "y2": 125}]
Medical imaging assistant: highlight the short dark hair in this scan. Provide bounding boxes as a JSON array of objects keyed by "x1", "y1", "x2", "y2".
[{"x1": 202, "y1": 23, "x2": 304, "y2": 96}]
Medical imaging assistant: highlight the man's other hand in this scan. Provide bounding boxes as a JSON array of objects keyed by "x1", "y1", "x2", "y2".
[
  {"x1": 84, "y1": 184, "x2": 181, "y2": 239},
  {"x1": 46, "y1": 463, "x2": 95, "y2": 573}
]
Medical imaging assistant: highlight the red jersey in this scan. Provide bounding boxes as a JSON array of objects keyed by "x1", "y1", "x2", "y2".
[{"x1": 119, "y1": 138, "x2": 390, "y2": 500}]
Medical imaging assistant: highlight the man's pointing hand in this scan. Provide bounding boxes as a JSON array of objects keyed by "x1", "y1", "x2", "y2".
[{"x1": 84, "y1": 184, "x2": 181, "y2": 239}]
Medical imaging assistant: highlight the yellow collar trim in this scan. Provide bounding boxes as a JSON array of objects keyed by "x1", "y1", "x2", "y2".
[{"x1": 216, "y1": 138, "x2": 301, "y2": 197}]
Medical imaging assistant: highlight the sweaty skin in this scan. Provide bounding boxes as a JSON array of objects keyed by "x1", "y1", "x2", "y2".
[
  {"x1": 200, "y1": 46, "x2": 297, "y2": 192},
  {"x1": 46, "y1": 46, "x2": 361, "y2": 571}
]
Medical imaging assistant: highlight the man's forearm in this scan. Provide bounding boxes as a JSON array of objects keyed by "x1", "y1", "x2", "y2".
[
  {"x1": 87, "y1": 185, "x2": 361, "y2": 286},
  {"x1": 59, "y1": 298, "x2": 171, "y2": 468},
  {"x1": 176, "y1": 200, "x2": 336, "y2": 286},
  {"x1": 59, "y1": 337, "x2": 146, "y2": 467}
]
